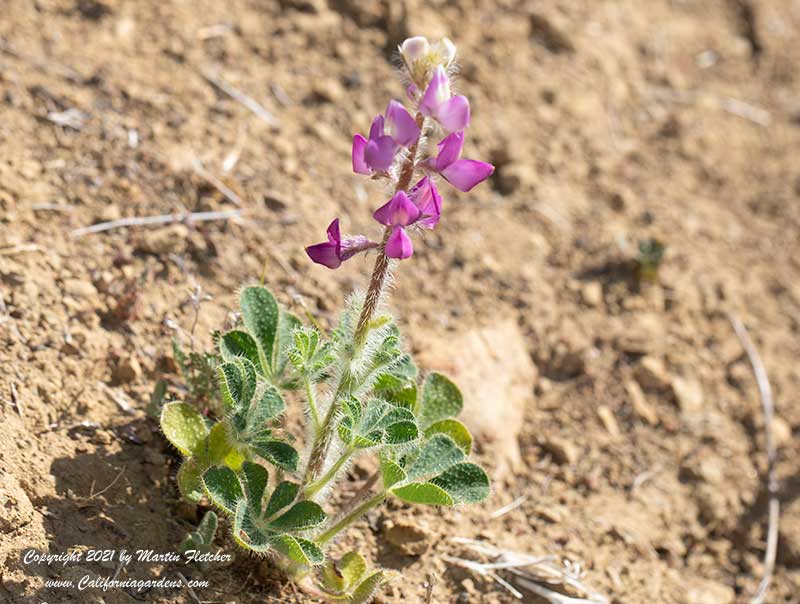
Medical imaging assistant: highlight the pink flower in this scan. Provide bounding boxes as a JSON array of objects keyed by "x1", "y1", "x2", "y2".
[
  {"x1": 426, "y1": 132, "x2": 494, "y2": 192},
  {"x1": 306, "y1": 219, "x2": 378, "y2": 269},
  {"x1": 352, "y1": 101, "x2": 419, "y2": 175},
  {"x1": 408, "y1": 177, "x2": 442, "y2": 229},
  {"x1": 419, "y1": 65, "x2": 470, "y2": 133},
  {"x1": 373, "y1": 191, "x2": 421, "y2": 259}
]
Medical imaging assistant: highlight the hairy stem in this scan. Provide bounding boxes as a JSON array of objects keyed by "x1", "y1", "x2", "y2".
[
  {"x1": 317, "y1": 491, "x2": 386, "y2": 544},
  {"x1": 303, "y1": 447, "x2": 354, "y2": 499},
  {"x1": 304, "y1": 376, "x2": 320, "y2": 430},
  {"x1": 302, "y1": 113, "x2": 426, "y2": 488}
]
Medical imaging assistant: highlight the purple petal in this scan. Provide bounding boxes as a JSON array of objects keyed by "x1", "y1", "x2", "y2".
[
  {"x1": 406, "y1": 83, "x2": 419, "y2": 101},
  {"x1": 368, "y1": 115, "x2": 385, "y2": 141},
  {"x1": 352, "y1": 134, "x2": 370, "y2": 175},
  {"x1": 385, "y1": 100, "x2": 419, "y2": 147},
  {"x1": 364, "y1": 135, "x2": 397, "y2": 172},
  {"x1": 326, "y1": 218, "x2": 342, "y2": 244},
  {"x1": 435, "y1": 95, "x2": 470, "y2": 133},
  {"x1": 434, "y1": 131, "x2": 464, "y2": 171},
  {"x1": 419, "y1": 65, "x2": 451, "y2": 118},
  {"x1": 373, "y1": 191, "x2": 421, "y2": 227},
  {"x1": 441, "y1": 159, "x2": 495, "y2": 192},
  {"x1": 385, "y1": 226, "x2": 414, "y2": 259},
  {"x1": 409, "y1": 177, "x2": 442, "y2": 229},
  {"x1": 306, "y1": 241, "x2": 341, "y2": 269}
]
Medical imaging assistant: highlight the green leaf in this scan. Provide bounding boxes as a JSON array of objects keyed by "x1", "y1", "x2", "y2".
[
  {"x1": 391, "y1": 482, "x2": 453, "y2": 506},
  {"x1": 248, "y1": 384, "x2": 285, "y2": 427},
  {"x1": 275, "y1": 310, "x2": 301, "y2": 376},
  {"x1": 202, "y1": 466, "x2": 244, "y2": 514},
  {"x1": 251, "y1": 439, "x2": 299, "y2": 473},
  {"x1": 349, "y1": 570, "x2": 386, "y2": 604},
  {"x1": 233, "y1": 500, "x2": 272, "y2": 551},
  {"x1": 430, "y1": 462, "x2": 490, "y2": 505},
  {"x1": 269, "y1": 534, "x2": 324, "y2": 565},
  {"x1": 265, "y1": 481, "x2": 299, "y2": 518},
  {"x1": 240, "y1": 461, "x2": 269, "y2": 515},
  {"x1": 405, "y1": 435, "x2": 465, "y2": 481},
  {"x1": 240, "y1": 286, "x2": 279, "y2": 376},
  {"x1": 219, "y1": 330, "x2": 261, "y2": 369},
  {"x1": 176, "y1": 457, "x2": 204, "y2": 503},
  {"x1": 384, "y1": 420, "x2": 418, "y2": 444},
  {"x1": 218, "y1": 361, "x2": 248, "y2": 413},
  {"x1": 418, "y1": 372, "x2": 463, "y2": 428},
  {"x1": 161, "y1": 402, "x2": 208, "y2": 456},
  {"x1": 269, "y1": 500, "x2": 327, "y2": 531},
  {"x1": 339, "y1": 551, "x2": 368, "y2": 590},
  {"x1": 380, "y1": 456, "x2": 406, "y2": 490},
  {"x1": 424, "y1": 419, "x2": 473, "y2": 454},
  {"x1": 196, "y1": 511, "x2": 218, "y2": 544},
  {"x1": 204, "y1": 423, "x2": 245, "y2": 470},
  {"x1": 340, "y1": 400, "x2": 418, "y2": 449}
]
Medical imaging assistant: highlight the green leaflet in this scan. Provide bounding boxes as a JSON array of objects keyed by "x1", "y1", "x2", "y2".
[
  {"x1": 240, "y1": 461, "x2": 269, "y2": 516},
  {"x1": 250, "y1": 438, "x2": 299, "y2": 473},
  {"x1": 269, "y1": 500, "x2": 327, "y2": 531},
  {"x1": 202, "y1": 466, "x2": 244, "y2": 515},
  {"x1": 219, "y1": 330, "x2": 260, "y2": 368},
  {"x1": 265, "y1": 481, "x2": 299, "y2": 518},
  {"x1": 269, "y1": 534, "x2": 324, "y2": 565},
  {"x1": 424, "y1": 419, "x2": 473, "y2": 454},
  {"x1": 338, "y1": 399, "x2": 419, "y2": 449},
  {"x1": 417, "y1": 372, "x2": 463, "y2": 428},
  {"x1": 161, "y1": 402, "x2": 208, "y2": 456},
  {"x1": 240, "y1": 286, "x2": 280, "y2": 376}
]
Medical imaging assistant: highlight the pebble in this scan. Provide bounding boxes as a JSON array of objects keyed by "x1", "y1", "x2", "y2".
[
  {"x1": 671, "y1": 376, "x2": 703, "y2": 414},
  {"x1": 685, "y1": 578, "x2": 735, "y2": 604},
  {"x1": 597, "y1": 405, "x2": 620, "y2": 436},
  {"x1": 634, "y1": 356, "x2": 670, "y2": 391},
  {"x1": 383, "y1": 519, "x2": 433, "y2": 556},
  {"x1": 63, "y1": 278, "x2": 98, "y2": 299},
  {"x1": 114, "y1": 355, "x2": 142, "y2": 383},
  {"x1": 581, "y1": 282, "x2": 603, "y2": 307},
  {"x1": 542, "y1": 436, "x2": 578, "y2": 465},
  {"x1": 625, "y1": 379, "x2": 659, "y2": 425}
]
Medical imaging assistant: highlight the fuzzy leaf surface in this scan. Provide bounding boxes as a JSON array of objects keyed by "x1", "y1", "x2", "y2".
[
  {"x1": 219, "y1": 330, "x2": 260, "y2": 368},
  {"x1": 265, "y1": 481, "x2": 299, "y2": 518},
  {"x1": 430, "y1": 462, "x2": 490, "y2": 504},
  {"x1": 240, "y1": 286, "x2": 279, "y2": 375},
  {"x1": 417, "y1": 372, "x2": 463, "y2": 428},
  {"x1": 250, "y1": 438, "x2": 299, "y2": 473},
  {"x1": 240, "y1": 461, "x2": 269, "y2": 515},
  {"x1": 269, "y1": 500, "x2": 327, "y2": 531},
  {"x1": 424, "y1": 419, "x2": 472, "y2": 454},
  {"x1": 202, "y1": 466, "x2": 244, "y2": 514},
  {"x1": 269, "y1": 534, "x2": 324, "y2": 565},
  {"x1": 161, "y1": 402, "x2": 208, "y2": 456}
]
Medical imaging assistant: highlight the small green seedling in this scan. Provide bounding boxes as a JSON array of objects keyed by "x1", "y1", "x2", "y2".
[
  {"x1": 634, "y1": 237, "x2": 666, "y2": 284},
  {"x1": 180, "y1": 510, "x2": 219, "y2": 569}
]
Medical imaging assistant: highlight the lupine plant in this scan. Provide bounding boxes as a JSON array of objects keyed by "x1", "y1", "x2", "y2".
[{"x1": 161, "y1": 36, "x2": 494, "y2": 600}]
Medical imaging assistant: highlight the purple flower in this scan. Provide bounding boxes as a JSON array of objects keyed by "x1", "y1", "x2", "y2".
[
  {"x1": 419, "y1": 65, "x2": 470, "y2": 133},
  {"x1": 306, "y1": 219, "x2": 378, "y2": 269},
  {"x1": 373, "y1": 191, "x2": 421, "y2": 259},
  {"x1": 426, "y1": 131, "x2": 494, "y2": 192},
  {"x1": 408, "y1": 176, "x2": 442, "y2": 229},
  {"x1": 352, "y1": 102, "x2": 419, "y2": 175}
]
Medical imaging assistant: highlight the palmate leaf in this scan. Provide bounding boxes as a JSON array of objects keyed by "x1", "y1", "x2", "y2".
[
  {"x1": 387, "y1": 434, "x2": 490, "y2": 506},
  {"x1": 417, "y1": 372, "x2": 463, "y2": 429},
  {"x1": 338, "y1": 399, "x2": 418, "y2": 449},
  {"x1": 161, "y1": 402, "x2": 208, "y2": 456},
  {"x1": 247, "y1": 384, "x2": 285, "y2": 427},
  {"x1": 233, "y1": 499, "x2": 272, "y2": 551}
]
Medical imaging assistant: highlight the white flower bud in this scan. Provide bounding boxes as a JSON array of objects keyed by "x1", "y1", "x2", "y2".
[
  {"x1": 400, "y1": 36, "x2": 430, "y2": 65},
  {"x1": 433, "y1": 37, "x2": 457, "y2": 67}
]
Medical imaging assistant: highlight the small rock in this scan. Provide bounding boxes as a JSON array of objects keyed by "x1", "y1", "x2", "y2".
[
  {"x1": 581, "y1": 282, "x2": 603, "y2": 307},
  {"x1": 597, "y1": 405, "x2": 620, "y2": 437},
  {"x1": 415, "y1": 320, "x2": 537, "y2": 479},
  {"x1": 624, "y1": 379, "x2": 658, "y2": 425},
  {"x1": 63, "y1": 278, "x2": 98, "y2": 299},
  {"x1": 685, "y1": 578, "x2": 735, "y2": 604},
  {"x1": 383, "y1": 519, "x2": 433, "y2": 556},
  {"x1": 0, "y1": 472, "x2": 34, "y2": 533},
  {"x1": 773, "y1": 416, "x2": 792, "y2": 447},
  {"x1": 495, "y1": 162, "x2": 536, "y2": 195},
  {"x1": 542, "y1": 436, "x2": 578, "y2": 465},
  {"x1": 136, "y1": 224, "x2": 188, "y2": 255},
  {"x1": 309, "y1": 79, "x2": 344, "y2": 104},
  {"x1": 671, "y1": 377, "x2": 703, "y2": 414},
  {"x1": 114, "y1": 355, "x2": 142, "y2": 383},
  {"x1": 635, "y1": 356, "x2": 670, "y2": 391}
]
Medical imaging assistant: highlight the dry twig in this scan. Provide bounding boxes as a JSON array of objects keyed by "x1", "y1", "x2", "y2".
[
  {"x1": 71, "y1": 209, "x2": 243, "y2": 237},
  {"x1": 728, "y1": 313, "x2": 779, "y2": 604},
  {"x1": 200, "y1": 68, "x2": 280, "y2": 127}
]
